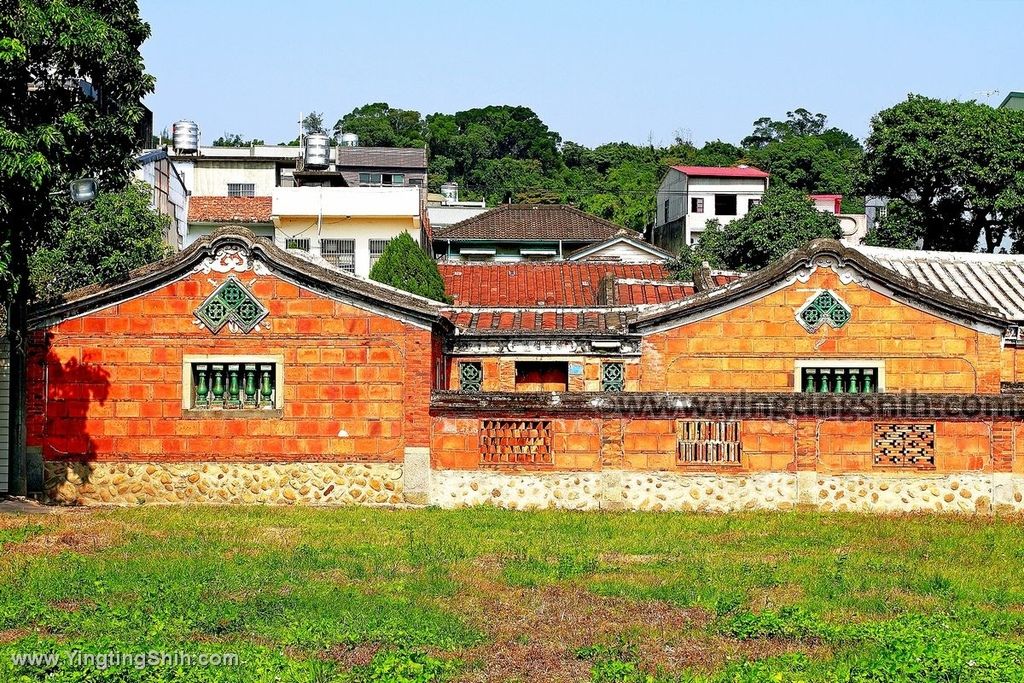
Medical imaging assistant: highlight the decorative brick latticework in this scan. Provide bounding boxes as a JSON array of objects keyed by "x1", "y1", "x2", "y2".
[
  {"x1": 479, "y1": 420, "x2": 553, "y2": 466},
  {"x1": 872, "y1": 423, "x2": 936, "y2": 469}
]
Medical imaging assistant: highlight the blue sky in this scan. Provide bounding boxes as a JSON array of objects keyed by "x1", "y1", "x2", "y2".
[{"x1": 138, "y1": 0, "x2": 1021, "y2": 148}]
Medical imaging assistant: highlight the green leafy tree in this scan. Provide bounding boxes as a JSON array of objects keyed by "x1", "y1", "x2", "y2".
[
  {"x1": 680, "y1": 185, "x2": 842, "y2": 274},
  {"x1": 212, "y1": 132, "x2": 264, "y2": 147},
  {"x1": 862, "y1": 95, "x2": 1024, "y2": 252},
  {"x1": 1, "y1": 0, "x2": 155, "y2": 494},
  {"x1": 369, "y1": 232, "x2": 449, "y2": 303},
  {"x1": 301, "y1": 111, "x2": 326, "y2": 136},
  {"x1": 30, "y1": 181, "x2": 169, "y2": 298},
  {"x1": 333, "y1": 103, "x2": 426, "y2": 148},
  {"x1": 864, "y1": 199, "x2": 922, "y2": 250}
]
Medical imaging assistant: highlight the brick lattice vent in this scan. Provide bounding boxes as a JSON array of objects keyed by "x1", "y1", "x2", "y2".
[
  {"x1": 873, "y1": 423, "x2": 936, "y2": 469},
  {"x1": 479, "y1": 420, "x2": 553, "y2": 466},
  {"x1": 677, "y1": 420, "x2": 742, "y2": 466}
]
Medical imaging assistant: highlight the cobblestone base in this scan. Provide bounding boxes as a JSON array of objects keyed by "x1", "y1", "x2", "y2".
[
  {"x1": 43, "y1": 461, "x2": 404, "y2": 506},
  {"x1": 41, "y1": 461, "x2": 1024, "y2": 514}
]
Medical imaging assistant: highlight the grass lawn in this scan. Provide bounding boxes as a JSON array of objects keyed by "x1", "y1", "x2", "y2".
[{"x1": 1, "y1": 506, "x2": 1023, "y2": 682}]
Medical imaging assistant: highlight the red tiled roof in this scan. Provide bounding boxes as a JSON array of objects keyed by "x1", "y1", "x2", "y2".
[
  {"x1": 446, "y1": 309, "x2": 632, "y2": 335},
  {"x1": 671, "y1": 165, "x2": 769, "y2": 178},
  {"x1": 188, "y1": 196, "x2": 272, "y2": 223},
  {"x1": 612, "y1": 279, "x2": 696, "y2": 305},
  {"x1": 438, "y1": 262, "x2": 671, "y2": 307},
  {"x1": 434, "y1": 204, "x2": 626, "y2": 241}
]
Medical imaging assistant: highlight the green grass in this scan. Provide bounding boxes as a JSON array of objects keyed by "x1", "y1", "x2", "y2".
[{"x1": 0, "y1": 507, "x2": 1022, "y2": 681}]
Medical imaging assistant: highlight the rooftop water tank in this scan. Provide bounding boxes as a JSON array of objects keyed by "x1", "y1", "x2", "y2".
[
  {"x1": 441, "y1": 182, "x2": 459, "y2": 204},
  {"x1": 304, "y1": 133, "x2": 330, "y2": 169},
  {"x1": 339, "y1": 132, "x2": 359, "y2": 147},
  {"x1": 172, "y1": 120, "x2": 199, "y2": 154}
]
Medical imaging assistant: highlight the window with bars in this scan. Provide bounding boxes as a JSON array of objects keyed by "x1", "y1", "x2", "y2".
[
  {"x1": 369, "y1": 238, "x2": 391, "y2": 270},
  {"x1": 800, "y1": 366, "x2": 879, "y2": 393},
  {"x1": 677, "y1": 420, "x2": 741, "y2": 466},
  {"x1": 285, "y1": 238, "x2": 310, "y2": 251},
  {"x1": 797, "y1": 290, "x2": 851, "y2": 331},
  {"x1": 480, "y1": 420, "x2": 553, "y2": 466},
  {"x1": 601, "y1": 362, "x2": 624, "y2": 392},
  {"x1": 189, "y1": 362, "x2": 279, "y2": 410},
  {"x1": 321, "y1": 238, "x2": 356, "y2": 273},
  {"x1": 227, "y1": 183, "x2": 256, "y2": 197},
  {"x1": 691, "y1": 197, "x2": 704, "y2": 213},
  {"x1": 459, "y1": 362, "x2": 482, "y2": 392}
]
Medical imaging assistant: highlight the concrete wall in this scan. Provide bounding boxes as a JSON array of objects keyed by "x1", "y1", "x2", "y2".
[
  {"x1": 184, "y1": 161, "x2": 278, "y2": 196},
  {"x1": 273, "y1": 218, "x2": 417, "y2": 278}
]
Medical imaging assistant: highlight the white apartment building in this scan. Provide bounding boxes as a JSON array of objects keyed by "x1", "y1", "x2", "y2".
[
  {"x1": 271, "y1": 186, "x2": 421, "y2": 278},
  {"x1": 654, "y1": 165, "x2": 770, "y2": 251}
]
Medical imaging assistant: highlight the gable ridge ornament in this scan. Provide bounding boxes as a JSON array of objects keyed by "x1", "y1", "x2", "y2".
[
  {"x1": 193, "y1": 245, "x2": 271, "y2": 276},
  {"x1": 796, "y1": 289, "x2": 851, "y2": 332},
  {"x1": 194, "y1": 276, "x2": 269, "y2": 334}
]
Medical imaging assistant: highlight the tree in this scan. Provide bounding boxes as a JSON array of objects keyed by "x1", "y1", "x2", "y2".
[
  {"x1": 212, "y1": 132, "x2": 264, "y2": 147},
  {"x1": 369, "y1": 232, "x2": 449, "y2": 303},
  {"x1": 679, "y1": 185, "x2": 842, "y2": 274},
  {"x1": 302, "y1": 111, "x2": 326, "y2": 136},
  {"x1": 333, "y1": 103, "x2": 426, "y2": 148},
  {"x1": 1, "y1": 0, "x2": 154, "y2": 494},
  {"x1": 864, "y1": 199, "x2": 921, "y2": 250},
  {"x1": 742, "y1": 108, "x2": 827, "y2": 148},
  {"x1": 862, "y1": 95, "x2": 1024, "y2": 252},
  {"x1": 30, "y1": 181, "x2": 170, "y2": 299}
]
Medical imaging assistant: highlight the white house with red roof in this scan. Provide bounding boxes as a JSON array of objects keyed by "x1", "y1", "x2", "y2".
[{"x1": 653, "y1": 165, "x2": 770, "y2": 251}]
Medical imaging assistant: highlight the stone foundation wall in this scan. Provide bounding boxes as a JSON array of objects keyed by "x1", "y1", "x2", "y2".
[
  {"x1": 41, "y1": 460, "x2": 1024, "y2": 514},
  {"x1": 43, "y1": 461, "x2": 404, "y2": 506}
]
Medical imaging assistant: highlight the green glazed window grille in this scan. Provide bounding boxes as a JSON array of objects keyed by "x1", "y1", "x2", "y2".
[
  {"x1": 195, "y1": 277, "x2": 269, "y2": 334},
  {"x1": 801, "y1": 367, "x2": 878, "y2": 394},
  {"x1": 797, "y1": 290, "x2": 851, "y2": 331},
  {"x1": 192, "y1": 363, "x2": 276, "y2": 409},
  {"x1": 459, "y1": 362, "x2": 483, "y2": 392},
  {"x1": 601, "y1": 362, "x2": 625, "y2": 392}
]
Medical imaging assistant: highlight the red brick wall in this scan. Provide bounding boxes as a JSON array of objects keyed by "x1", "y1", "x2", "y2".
[
  {"x1": 28, "y1": 268, "x2": 433, "y2": 463},
  {"x1": 641, "y1": 268, "x2": 1003, "y2": 394},
  {"x1": 430, "y1": 415, "x2": 1009, "y2": 474}
]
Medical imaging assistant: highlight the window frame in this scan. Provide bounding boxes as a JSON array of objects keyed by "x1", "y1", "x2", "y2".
[
  {"x1": 459, "y1": 361, "x2": 483, "y2": 393},
  {"x1": 181, "y1": 354, "x2": 285, "y2": 416},
  {"x1": 227, "y1": 183, "x2": 256, "y2": 198},
  {"x1": 601, "y1": 362, "x2": 625, "y2": 392},
  {"x1": 369, "y1": 238, "x2": 391, "y2": 270},
  {"x1": 714, "y1": 193, "x2": 738, "y2": 216},
  {"x1": 285, "y1": 238, "x2": 310, "y2": 251},
  {"x1": 793, "y1": 360, "x2": 885, "y2": 393},
  {"x1": 691, "y1": 197, "x2": 704, "y2": 214},
  {"x1": 321, "y1": 238, "x2": 357, "y2": 273}
]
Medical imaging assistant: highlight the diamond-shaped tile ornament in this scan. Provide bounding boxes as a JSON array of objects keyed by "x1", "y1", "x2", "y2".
[
  {"x1": 796, "y1": 290, "x2": 852, "y2": 332},
  {"x1": 195, "y1": 277, "x2": 268, "y2": 333}
]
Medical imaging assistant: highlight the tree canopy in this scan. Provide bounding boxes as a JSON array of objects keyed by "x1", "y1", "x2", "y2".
[
  {"x1": 862, "y1": 95, "x2": 1024, "y2": 252},
  {"x1": 673, "y1": 185, "x2": 842, "y2": 276},
  {"x1": 213, "y1": 132, "x2": 265, "y2": 147},
  {"x1": 369, "y1": 232, "x2": 449, "y2": 303},
  {"x1": 30, "y1": 180, "x2": 170, "y2": 298}
]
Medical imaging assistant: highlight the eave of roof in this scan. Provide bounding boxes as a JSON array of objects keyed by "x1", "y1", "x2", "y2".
[
  {"x1": 434, "y1": 204, "x2": 626, "y2": 241},
  {"x1": 30, "y1": 226, "x2": 445, "y2": 329},
  {"x1": 671, "y1": 165, "x2": 769, "y2": 179},
  {"x1": 633, "y1": 239, "x2": 1008, "y2": 333},
  {"x1": 563, "y1": 233, "x2": 673, "y2": 261}
]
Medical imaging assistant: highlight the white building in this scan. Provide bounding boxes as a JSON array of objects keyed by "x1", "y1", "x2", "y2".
[
  {"x1": 271, "y1": 187, "x2": 422, "y2": 278},
  {"x1": 133, "y1": 149, "x2": 188, "y2": 249},
  {"x1": 654, "y1": 165, "x2": 770, "y2": 251},
  {"x1": 810, "y1": 194, "x2": 868, "y2": 246}
]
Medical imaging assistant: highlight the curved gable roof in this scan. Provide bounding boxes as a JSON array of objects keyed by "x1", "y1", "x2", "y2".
[
  {"x1": 633, "y1": 239, "x2": 1008, "y2": 334},
  {"x1": 30, "y1": 227, "x2": 445, "y2": 329}
]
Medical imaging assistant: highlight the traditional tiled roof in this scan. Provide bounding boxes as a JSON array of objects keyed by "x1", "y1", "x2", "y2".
[
  {"x1": 856, "y1": 245, "x2": 1024, "y2": 322},
  {"x1": 564, "y1": 233, "x2": 674, "y2": 262},
  {"x1": 610, "y1": 279, "x2": 696, "y2": 305},
  {"x1": 446, "y1": 308, "x2": 633, "y2": 335},
  {"x1": 437, "y1": 262, "x2": 671, "y2": 307},
  {"x1": 188, "y1": 196, "x2": 272, "y2": 223},
  {"x1": 671, "y1": 165, "x2": 769, "y2": 179},
  {"x1": 434, "y1": 204, "x2": 626, "y2": 241},
  {"x1": 635, "y1": 239, "x2": 1008, "y2": 333}
]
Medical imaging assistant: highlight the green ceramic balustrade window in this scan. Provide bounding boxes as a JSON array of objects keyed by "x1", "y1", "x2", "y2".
[
  {"x1": 195, "y1": 277, "x2": 269, "y2": 334},
  {"x1": 601, "y1": 362, "x2": 625, "y2": 392},
  {"x1": 798, "y1": 290, "x2": 851, "y2": 331},
  {"x1": 800, "y1": 367, "x2": 878, "y2": 394},
  {"x1": 459, "y1": 362, "x2": 483, "y2": 393},
  {"x1": 192, "y1": 363, "x2": 277, "y2": 409}
]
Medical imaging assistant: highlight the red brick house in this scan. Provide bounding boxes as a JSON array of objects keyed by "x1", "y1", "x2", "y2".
[{"x1": 28, "y1": 227, "x2": 1024, "y2": 513}]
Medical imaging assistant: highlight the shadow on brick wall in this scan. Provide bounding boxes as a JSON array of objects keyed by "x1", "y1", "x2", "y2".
[{"x1": 31, "y1": 333, "x2": 111, "y2": 501}]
